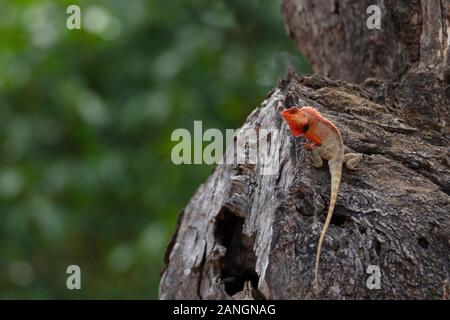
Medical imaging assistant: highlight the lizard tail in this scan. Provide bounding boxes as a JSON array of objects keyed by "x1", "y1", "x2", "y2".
[{"x1": 314, "y1": 157, "x2": 343, "y2": 290}]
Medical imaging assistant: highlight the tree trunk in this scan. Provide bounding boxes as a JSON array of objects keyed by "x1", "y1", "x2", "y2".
[
  {"x1": 282, "y1": 0, "x2": 449, "y2": 135},
  {"x1": 159, "y1": 1, "x2": 450, "y2": 299}
]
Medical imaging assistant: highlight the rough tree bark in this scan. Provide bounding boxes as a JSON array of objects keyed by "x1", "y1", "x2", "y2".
[
  {"x1": 159, "y1": 1, "x2": 450, "y2": 299},
  {"x1": 282, "y1": 0, "x2": 449, "y2": 136}
]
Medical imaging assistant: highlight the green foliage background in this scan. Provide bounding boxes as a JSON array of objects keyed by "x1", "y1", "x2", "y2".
[{"x1": 0, "y1": 0, "x2": 309, "y2": 298}]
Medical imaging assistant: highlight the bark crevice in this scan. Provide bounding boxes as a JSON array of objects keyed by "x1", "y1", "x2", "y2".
[{"x1": 214, "y1": 208, "x2": 259, "y2": 297}]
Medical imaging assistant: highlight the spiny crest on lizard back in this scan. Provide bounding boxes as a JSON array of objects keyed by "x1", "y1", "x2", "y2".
[
  {"x1": 300, "y1": 106, "x2": 341, "y2": 135},
  {"x1": 281, "y1": 106, "x2": 341, "y2": 138}
]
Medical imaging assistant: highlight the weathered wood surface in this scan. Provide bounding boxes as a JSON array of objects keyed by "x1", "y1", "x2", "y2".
[
  {"x1": 160, "y1": 72, "x2": 450, "y2": 299},
  {"x1": 160, "y1": 0, "x2": 450, "y2": 299}
]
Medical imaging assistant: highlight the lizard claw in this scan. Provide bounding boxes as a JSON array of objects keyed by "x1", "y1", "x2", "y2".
[{"x1": 303, "y1": 143, "x2": 315, "y2": 150}]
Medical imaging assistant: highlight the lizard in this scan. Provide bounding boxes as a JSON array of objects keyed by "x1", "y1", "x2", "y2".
[{"x1": 280, "y1": 106, "x2": 362, "y2": 290}]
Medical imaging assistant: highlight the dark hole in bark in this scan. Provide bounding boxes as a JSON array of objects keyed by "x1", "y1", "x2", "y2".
[
  {"x1": 417, "y1": 237, "x2": 429, "y2": 249},
  {"x1": 330, "y1": 212, "x2": 350, "y2": 227},
  {"x1": 214, "y1": 208, "x2": 259, "y2": 296},
  {"x1": 360, "y1": 226, "x2": 367, "y2": 234},
  {"x1": 334, "y1": 0, "x2": 340, "y2": 14},
  {"x1": 375, "y1": 239, "x2": 382, "y2": 255}
]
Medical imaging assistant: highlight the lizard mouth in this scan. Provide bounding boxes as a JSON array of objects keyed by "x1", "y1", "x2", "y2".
[{"x1": 280, "y1": 109, "x2": 292, "y2": 120}]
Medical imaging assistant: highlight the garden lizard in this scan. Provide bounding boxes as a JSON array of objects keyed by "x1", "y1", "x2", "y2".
[{"x1": 281, "y1": 106, "x2": 362, "y2": 290}]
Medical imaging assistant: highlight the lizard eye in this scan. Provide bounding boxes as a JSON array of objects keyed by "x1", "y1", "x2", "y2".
[{"x1": 289, "y1": 109, "x2": 296, "y2": 114}]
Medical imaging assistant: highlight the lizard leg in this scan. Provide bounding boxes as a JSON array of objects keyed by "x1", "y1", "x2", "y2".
[
  {"x1": 310, "y1": 147, "x2": 323, "y2": 168},
  {"x1": 313, "y1": 145, "x2": 333, "y2": 159},
  {"x1": 303, "y1": 142, "x2": 315, "y2": 150},
  {"x1": 344, "y1": 153, "x2": 362, "y2": 170},
  {"x1": 310, "y1": 146, "x2": 332, "y2": 168}
]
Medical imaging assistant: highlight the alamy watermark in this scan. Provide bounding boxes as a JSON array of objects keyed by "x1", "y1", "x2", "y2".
[
  {"x1": 66, "y1": 265, "x2": 81, "y2": 290},
  {"x1": 66, "y1": 5, "x2": 81, "y2": 30},
  {"x1": 366, "y1": 265, "x2": 381, "y2": 289},
  {"x1": 171, "y1": 121, "x2": 281, "y2": 175},
  {"x1": 366, "y1": 5, "x2": 381, "y2": 30}
]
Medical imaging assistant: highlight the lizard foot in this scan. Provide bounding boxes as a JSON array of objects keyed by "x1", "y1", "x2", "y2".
[{"x1": 344, "y1": 153, "x2": 362, "y2": 170}]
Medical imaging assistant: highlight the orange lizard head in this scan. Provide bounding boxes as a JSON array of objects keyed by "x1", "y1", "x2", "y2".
[{"x1": 281, "y1": 107, "x2": 309, "y2": 136}]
